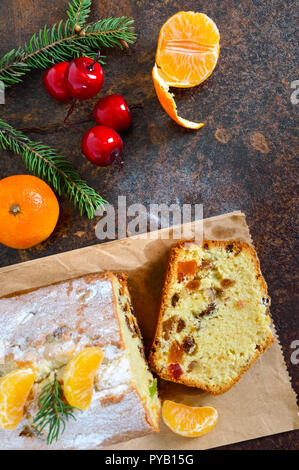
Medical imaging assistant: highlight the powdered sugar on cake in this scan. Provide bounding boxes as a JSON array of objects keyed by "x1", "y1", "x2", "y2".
[{"x1": 0, "y1": 273, "x2": 159, "y2": 449}]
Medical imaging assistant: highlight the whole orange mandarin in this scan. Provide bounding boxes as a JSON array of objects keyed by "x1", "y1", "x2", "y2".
[{"x1": 0, "y1": 175, "x2": 59, "y2": 249}]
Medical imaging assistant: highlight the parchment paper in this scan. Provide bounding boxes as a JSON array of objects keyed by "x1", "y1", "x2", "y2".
[{"x1": 0, "y1": 210, "x2": 298, "y2": 449}]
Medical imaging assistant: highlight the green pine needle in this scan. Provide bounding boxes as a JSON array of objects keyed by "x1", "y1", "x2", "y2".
[
  {"x1": 0, "y1": 13, "x2": 136, "y2": 88},
  {"x1": 0, "y1": 119, "x2": 107, "y2": 218},
  {"x1": 83, "y1": 17, "x2": 136, "y2": 48},
  {"x1": 33, "y1": 374, "x2": 78, "y2": 445},
  {"x1": 66, "y1": 0, "x2": 92, "y2": 29}
]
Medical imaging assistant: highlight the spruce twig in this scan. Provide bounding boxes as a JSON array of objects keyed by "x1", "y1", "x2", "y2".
[
  {"x1": 0, "y1": 119, "x2": 107, "y2": 218},
  {"x1": 33, "y1": 374, "x2": 78, "y2": 445},
  {"x1": 0, "y1": 15, "x2": 136, "y2": 87},
  {"x1": 66, "y1": 0, "x2": 92, "y2": 30}
]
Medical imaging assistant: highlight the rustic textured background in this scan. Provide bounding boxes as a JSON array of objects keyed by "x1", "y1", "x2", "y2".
[{"x1": 0, "y1": 0, "x2": 298, "y2": 449}]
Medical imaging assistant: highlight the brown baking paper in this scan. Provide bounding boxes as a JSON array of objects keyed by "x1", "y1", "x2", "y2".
[{"x1": 0, "y1": 210, "x2": 298, "y2": 449}]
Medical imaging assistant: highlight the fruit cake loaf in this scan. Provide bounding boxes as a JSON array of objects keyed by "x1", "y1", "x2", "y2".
[
  {"x1": 0, "y1": 272, "x2": 160, "y2": 449},
  {"x1": 149, "y1": 240, "x2": 274, "y2": 394}
]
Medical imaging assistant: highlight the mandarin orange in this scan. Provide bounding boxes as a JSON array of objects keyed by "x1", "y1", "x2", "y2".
[{"x1": 0, "y1": 174, "x2": 59, "y2": 249}]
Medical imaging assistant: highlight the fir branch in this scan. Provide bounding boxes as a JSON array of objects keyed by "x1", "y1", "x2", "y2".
[
  {"x1": 66, "y1": 0, "x2": 92, "y2": 29},
  {"x1": 0, "y1": 119, "x2": 107, "y2": 218},
  {"x1": 0, "y1": 17, "x2": 136, "y2": 88},
  {"x1": 83, "y1": 17, "x2": 136, "y2": 48},
  {"x1": 33, "y1": 374, "x2": 78, "y2": 445}
]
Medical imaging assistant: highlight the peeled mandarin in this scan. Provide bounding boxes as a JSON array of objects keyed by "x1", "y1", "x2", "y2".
[
  {"x1": 156, "y1": 11, "x2": 220, "y2": 88},
  {"x1": 153, "y1": 11, "x2": 220, "y2": 128}
]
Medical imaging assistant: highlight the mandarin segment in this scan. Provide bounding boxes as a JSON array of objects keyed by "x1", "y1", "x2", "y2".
[
  {"x1": 63, "y1": 347, "x2": 104, "y2": 410},
  {"x1": 162, "y1": 400, "x2": 218, "y2": 437},
  {"x1": 156, "y1": 11, "x2": 220, "y2": 87},
  {"x1": 0, "y1": 368, "x2": 35, "y2": 430}
]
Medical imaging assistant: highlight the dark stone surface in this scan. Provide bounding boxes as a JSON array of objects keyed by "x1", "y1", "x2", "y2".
[{"x1": 0, "y1": 0, "x2": 297, "y2": 449}]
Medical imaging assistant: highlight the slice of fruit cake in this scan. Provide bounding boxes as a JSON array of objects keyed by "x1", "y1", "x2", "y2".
[{"x1": 149, "y1": 240, "x2": 273, "y2": 394}]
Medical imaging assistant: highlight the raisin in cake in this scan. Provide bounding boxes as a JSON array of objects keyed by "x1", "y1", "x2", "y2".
[
  {"x1": 0, "y1": 272, "x2": 160, "y2": 449},
  {"x1": 149, "y1": 240, "x2": 274, "y2": 394}
]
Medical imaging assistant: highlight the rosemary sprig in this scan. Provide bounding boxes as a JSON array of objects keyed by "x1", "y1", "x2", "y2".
[
  {"x1": 33, "y1": 374, "x2": 78, "y2": 445},
  {"x1": 0, "y1": 119, "x2": 107, "y2": 218}
]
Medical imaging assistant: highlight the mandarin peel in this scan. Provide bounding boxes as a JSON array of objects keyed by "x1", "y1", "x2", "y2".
[{"x1": 152, "y1": 65, "x2": 204, "y2": 130}]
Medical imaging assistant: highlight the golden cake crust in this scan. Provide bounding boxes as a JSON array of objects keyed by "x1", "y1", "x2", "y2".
[
  {"x1": 149, "y1": 240, "x2": 274, "y2": 394},
  {"x1": 110, "y1": 272, "x2": 160, "y2": 432}
]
